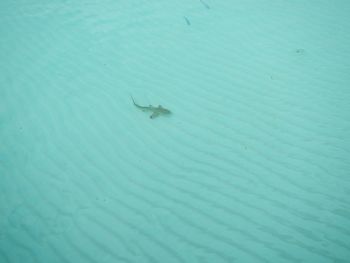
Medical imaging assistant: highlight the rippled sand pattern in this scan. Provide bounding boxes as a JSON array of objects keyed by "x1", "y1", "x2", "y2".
[{"x1": 1, "y1": 1, "x2": 350, "y2": 262}]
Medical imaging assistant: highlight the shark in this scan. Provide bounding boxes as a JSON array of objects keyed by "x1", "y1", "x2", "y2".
[{"x1": 131, "y1": 96, "x2": 171, "y2": 119}]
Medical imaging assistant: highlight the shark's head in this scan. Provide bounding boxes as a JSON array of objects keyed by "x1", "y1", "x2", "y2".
[{"x1": 158, "y1": 105, "x2": 171, "y2": 115}]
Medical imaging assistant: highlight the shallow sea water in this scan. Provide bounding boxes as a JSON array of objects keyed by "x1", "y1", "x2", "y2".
[{"x1": 1, "y1": 1, "x2": 350, "y2": 262}]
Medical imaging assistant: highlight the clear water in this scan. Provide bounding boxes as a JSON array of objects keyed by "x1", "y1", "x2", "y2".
[{"x1": 1, "y1": 1, "x2": 350, "y2": 262}]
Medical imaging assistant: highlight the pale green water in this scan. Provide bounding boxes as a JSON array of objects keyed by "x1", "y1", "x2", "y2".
[{"x1": 1, "y1": 1, "x2": 350, "y2": 262}]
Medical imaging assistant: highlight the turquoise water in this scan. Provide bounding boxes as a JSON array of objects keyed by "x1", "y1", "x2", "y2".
[{"x1": 1, "y1": 1, "x2": 350, "y2": 262}]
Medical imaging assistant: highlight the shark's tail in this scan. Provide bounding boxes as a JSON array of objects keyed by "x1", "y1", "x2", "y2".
[{"x1": 130, "y1": 95, "x2": 137, "y2": 106}]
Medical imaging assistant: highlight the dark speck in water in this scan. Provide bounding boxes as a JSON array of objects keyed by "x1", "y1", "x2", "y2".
[
  {"x1": 184, "y1": 16, "x2": 191, "y2": 26},
  {"x1": 200, "y1": 0, "x2": 210, "y2": 9}
]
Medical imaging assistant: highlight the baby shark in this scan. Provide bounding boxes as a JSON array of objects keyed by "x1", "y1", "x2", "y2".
[{"x1": 131, "y1": 96, "x2": 171, "y2": 119}]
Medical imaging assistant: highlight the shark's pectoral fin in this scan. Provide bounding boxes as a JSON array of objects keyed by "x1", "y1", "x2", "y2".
[{"x1": 150, "y1": 112, "x2": 160, "y2": 119}]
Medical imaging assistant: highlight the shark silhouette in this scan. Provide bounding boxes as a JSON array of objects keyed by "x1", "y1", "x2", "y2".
[{"x1": 131, "y1": 96, "x2": 171, "y2": 119}]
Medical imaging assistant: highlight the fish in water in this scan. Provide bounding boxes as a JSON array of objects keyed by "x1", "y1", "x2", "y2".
[
  {"x1": 131, "y1": 96, "x2": 171, "y2": 119},
  {"x1": 184, "y1": 16, "x2": 191, "y2": 26},
  {"x1": 200, "y1": 0, "x2": 210, "y2": 9}
]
